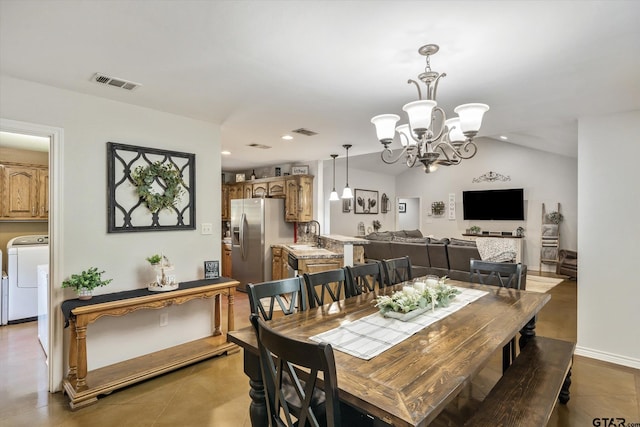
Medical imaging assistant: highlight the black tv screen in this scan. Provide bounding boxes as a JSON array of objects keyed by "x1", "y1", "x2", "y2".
[{"x1": 463, "y1": 189, "x2": 525, "y2": 220}]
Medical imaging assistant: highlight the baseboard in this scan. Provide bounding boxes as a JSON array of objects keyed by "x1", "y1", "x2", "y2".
[{"x1": 575, "y1": 345, "x2": 640, "y2": 369}]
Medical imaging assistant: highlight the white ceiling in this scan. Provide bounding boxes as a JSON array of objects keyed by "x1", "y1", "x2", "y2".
[{"x1": 1, "y1": 1, "x2": 639, "y2": 173}]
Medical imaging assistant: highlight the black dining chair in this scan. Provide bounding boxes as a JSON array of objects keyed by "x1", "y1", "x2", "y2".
[
  {"x1": 382, "y1": 256, "x2": 413, "y2": 286},
  {"x1": 247, "y1": 277, "x2": 307, "y2": 321},
  {"x1": 469, "y1": 259, "x2": 524, "y2": 373},
  {"x1": 345, "y1": 262, "x2": 385, "y2": 296},
  {"x1": 303, "y1": 269, "x2": 350, "y2": 308}
]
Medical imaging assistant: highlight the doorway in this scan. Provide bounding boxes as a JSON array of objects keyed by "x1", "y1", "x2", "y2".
[
  {"x1": 397, "y1": 197, "x2": 421, "y2": 230},
  {"x1": 0, "y1": 118, "x2": 63, "y2": 392}
]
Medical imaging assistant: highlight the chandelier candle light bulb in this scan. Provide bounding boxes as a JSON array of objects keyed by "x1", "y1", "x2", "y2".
[{"x1": 371, "y1": 43, "x2": 489, "y2": 173}]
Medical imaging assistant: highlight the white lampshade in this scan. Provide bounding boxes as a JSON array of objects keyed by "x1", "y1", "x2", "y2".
[
  {"x1": 341, "y1": 186, "x2": 353, "y2": 199},
  {"x1": 445, "y1": 117, "x2": 465, "y2": 142},
  {"x1": 329, "y1": 190, "x2": 340, "y2": 201},
  {"x1": 454, "y1": 103, "x2": 489, "y2": 133},
  {"x1": 395, "y1": 124, "x2": 416, "y2": 147},
  {"x1": 402, "y1": 100, "x2": 437, "y2": 132},
  {"x1": 371, "y1": 114, "x2": 400, "y2": 142}
]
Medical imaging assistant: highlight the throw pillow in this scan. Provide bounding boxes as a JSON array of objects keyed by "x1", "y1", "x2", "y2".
[
  {"x1": 449, "y1": 238, "x2": 477, "y2": 247},
  {"x1": 403, "y1": 229, "x2": 424, "y2": 238},
  {"x1": 428, "y1": 237, "x2": 450, "y2": 245}
]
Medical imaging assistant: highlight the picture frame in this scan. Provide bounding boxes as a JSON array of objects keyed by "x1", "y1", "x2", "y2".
[
  {"x1": 342, "y1": 198, "x2": 352, "y2": 213},
  {"x1": 235, "y1": 173, "x2": 246, "y2": 182},
  {"x1": 398, "y1": 202, "x2": 406, "y2": 213},
  {"x1": 204, "y1": 260, "x2": 220, "y2": 279},
  {"x1": 354, "y1": 189, "x2": 379, "y2": 214},
  {"x1": 291, "y1": 165, "x2": 309, "y2": 175}
]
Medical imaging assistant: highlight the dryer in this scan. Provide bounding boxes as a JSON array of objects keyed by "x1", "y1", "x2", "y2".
[
  {"x1": 1, "y1": 250, "x2": 8, "y2": 325},
  {"x1": 6, "y1": 235, "x2": 49, "y2": 323}
]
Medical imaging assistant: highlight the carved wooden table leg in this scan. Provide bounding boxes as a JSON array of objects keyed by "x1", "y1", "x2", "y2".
[
  {"x1": 519, "y1": 315, "x2": 537, "y2": 350},
  {"x1": 559, "y1": 366, "x2": 572, "y2": 404},
  {"x1": 213, "y1": 293, "x2": 222, "y2": 336},
  {"x1": 75, "y1": 317, "x2": 89, "y2": 391},
  {"x1": 67, "y1": 318, "x2": 78, "y2": 380},
  {"x1": 244, "y1": 351, "x2": 268, "y2": 427},
  {"x1": 227, "y1": 287, "x2": 235, "y2": 331}
]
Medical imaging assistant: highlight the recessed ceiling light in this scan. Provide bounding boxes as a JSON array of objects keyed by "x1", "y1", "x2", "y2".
[
  {"x1": 500, "y1": 135, "x2": 509, "y2": 140},
  {"x1": 221, "y1": 150, "x2": 231, "y2": 155},
  {"x1": 281, "y1": 135, "x2": 293, "y2": 140}
]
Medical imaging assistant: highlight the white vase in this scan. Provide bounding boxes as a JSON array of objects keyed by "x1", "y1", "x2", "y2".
[{"x1": 77, "y1": 287, "x2": 92, "y2": 300}]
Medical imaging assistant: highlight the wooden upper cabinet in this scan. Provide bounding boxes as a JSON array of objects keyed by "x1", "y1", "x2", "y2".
[
  {"x1": 221, "y1": 184, "x2": 231, "y2": 221},
  {"x1": 1, "y1": 163, "x2": 48, "y2": 220},
  {"x1": 228, "y1": 183, "x2": 243, "y2": 200},
  {"x1": 243, "y1": 184, "x2": 253, "y2": 199},
  {"x1": 285, "y1": 175, "x2": 313, "y2": 222},
  {"x1": 268, "y1": 180, "x2": 285, "y2": 197},
  {"x1": 252, "y1": 182, "x2": 268, "y2": 198}
]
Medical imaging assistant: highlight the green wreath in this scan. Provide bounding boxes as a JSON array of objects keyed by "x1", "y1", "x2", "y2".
[{"x1": 131, "y1": 161, "x2": 186, "y2": 213}]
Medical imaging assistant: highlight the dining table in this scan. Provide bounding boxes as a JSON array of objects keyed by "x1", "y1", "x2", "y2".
[{"x1": 227, "y1": 278, "x2": 550, "y2": 427}]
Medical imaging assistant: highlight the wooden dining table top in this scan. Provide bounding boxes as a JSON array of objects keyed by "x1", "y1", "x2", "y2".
[{"x1": 227, "y1": 279, "x2": 551, "y2": 427}]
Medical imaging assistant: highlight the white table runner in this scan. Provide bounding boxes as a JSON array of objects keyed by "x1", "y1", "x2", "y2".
[{"x1": 309, "y1": 287, "x2": 488, "y2": 360}]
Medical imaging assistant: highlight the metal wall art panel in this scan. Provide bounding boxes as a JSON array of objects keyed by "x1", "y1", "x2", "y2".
[{"x1": 107, "y1": 142, "x2": 196, "y2": 232}]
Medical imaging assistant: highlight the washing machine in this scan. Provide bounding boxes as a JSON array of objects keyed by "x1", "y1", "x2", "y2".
[
  {"x1": 1, "y1": 250, "x2": 8, "y2": 325},
  {"x1": 6, "y1": 235, "x2": 49, "y2": 323}
]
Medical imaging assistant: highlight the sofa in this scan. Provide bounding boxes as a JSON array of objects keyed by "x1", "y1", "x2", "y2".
[
  {"x1": 363, "y1": 230, "x2": 528, "y2": 288},
  {"x1": 556, "y1": 249, "x2": 577, "y2": 279}
]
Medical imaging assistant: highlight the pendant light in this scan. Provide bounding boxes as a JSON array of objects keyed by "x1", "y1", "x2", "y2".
[
  {"x1": 329, "y1": 154, "x2": 339, "y2": 201},
  {"x1": 341, "y1": 144, "x2": 353, "y2": 199}
]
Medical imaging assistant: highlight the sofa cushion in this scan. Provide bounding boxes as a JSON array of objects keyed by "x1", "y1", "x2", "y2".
[
  {"x1": 403, "y1": 229, "x2": 424, "y2": 238},
  {"x1": 363, "y1": 241, "x2": 392, "y2": 261},
  {"x1": 390, "y1": 242, "x2": 430, "y2": 267},
  {"x1": 427, "y1": 243, "x2": 449, "y2": 269},
  {"x1": 428, "y1": 237, "x2": 450, "y2": 245},
  {"x1": 449, "y1": 238, "x2": 477, "y2": 247},
  {"x1": 365, "y1": 231, "x2": 393, "y2": 241},
  {"x1": 447, "y1": 245, "x2": 482, "y2": 272}
]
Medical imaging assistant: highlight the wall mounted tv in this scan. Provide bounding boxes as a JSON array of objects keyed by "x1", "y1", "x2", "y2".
[{"x1": 462, "y1": 188, "x2": 525, "y2": 221}]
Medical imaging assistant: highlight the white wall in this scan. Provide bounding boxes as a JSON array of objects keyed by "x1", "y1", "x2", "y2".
[
  {"x1": 398, "y1": 197, "x2": 420, "y2": 230},
  {"x1": 394, "y1": 138, "x2": 578, "y2": 269},
  {"x1": 577, "y1": 110, "x2": 640, "y2": 368},
  {"x1": 0, "y1": 76, "x2": 222, "y2": 381},
  {"x1": 325, "y1": 162, "x2": 396, "y2": 236}
]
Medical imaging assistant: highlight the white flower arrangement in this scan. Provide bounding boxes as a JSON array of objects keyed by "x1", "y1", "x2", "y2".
[{"x1": 375, "y1": 277, "x2": 461, "y2": 316}]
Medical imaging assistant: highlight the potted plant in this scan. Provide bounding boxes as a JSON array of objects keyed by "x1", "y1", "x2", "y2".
[
  {"x1": 372, "y1": 220, "x2": 382, "y2": 232},
  {"x1": 146, "y1": 254, "x2": 162, "y2": 265},
  {"x1": 469, "y1": 225, "x2": 481, "y2": 235},
  {"x1": 62, "y1": 267, "x2": 112, "y2": 300},
  {"x1": 546, "y1": 211, "x2": 564, "y2": 224}
]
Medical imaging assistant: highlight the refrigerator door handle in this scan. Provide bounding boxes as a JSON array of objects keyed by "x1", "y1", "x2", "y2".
[{"x1": 240, "y1": 212, "x2": 247, "y2": 260}]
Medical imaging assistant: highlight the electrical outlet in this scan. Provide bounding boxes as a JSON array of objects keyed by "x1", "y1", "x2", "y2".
[
  {"x1": 160, "y1": 313, "x2": 169, "y2": 326},
  {"x1": 201, "y1": 223, "x2": 213, "y2": 235}
]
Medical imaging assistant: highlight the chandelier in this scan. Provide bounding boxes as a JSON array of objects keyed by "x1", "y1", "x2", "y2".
[{"x1": 371, "y1": 44, "x2": 489, "y2": 173}]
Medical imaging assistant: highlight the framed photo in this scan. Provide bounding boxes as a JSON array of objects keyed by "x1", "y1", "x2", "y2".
[
  {"x1": 354, "y1": 189, "x2": 379, "y2": 214},
  {"x1": 342, "y1": 198, "x2": 352, "y2": 213},
  {"x1": 235, "y1": 173, "x2": 246, "y2": 182},
  {"x1": 398, "y1": 202, "x2": 406, "y2": 213},
  {"x1": 291, "y1": 165, "x2": 309, "y2": 175},
  {"x1": 204, "y1": 260, "x2": 220, "y2": 279}
]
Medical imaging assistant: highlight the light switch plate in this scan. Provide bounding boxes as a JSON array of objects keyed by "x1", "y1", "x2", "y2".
[{"x1": 201, "y1": 223, "x2": 213, "y2": 235}]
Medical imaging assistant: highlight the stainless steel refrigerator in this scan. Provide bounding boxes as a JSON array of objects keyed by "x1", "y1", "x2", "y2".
[{"x1": 231, "y1": 198, "x2": 294, "y2": 291}]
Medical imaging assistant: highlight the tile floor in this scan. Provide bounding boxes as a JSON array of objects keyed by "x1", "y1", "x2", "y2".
[{"x1": 0, "y1": 275, "x2": 638, "y2": 426}]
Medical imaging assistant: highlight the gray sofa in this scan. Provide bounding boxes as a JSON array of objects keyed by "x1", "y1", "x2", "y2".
[{"x1": 363, "y1": 230, "x2": 527, "y2": 288}]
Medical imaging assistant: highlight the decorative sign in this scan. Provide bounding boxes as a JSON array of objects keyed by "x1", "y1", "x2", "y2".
[
  {"x1": 204, "y1": 260, "x2": 220, "y2": 279},
  {"x1": 107, "y1": 142, "x2": 195, "y2": 233},
  {"x1": 472, "y1": 171, "x2": 511, "y2": 183},
  {"x1": 448, "y1": 193, "x2": 456, "y2": 220},
  {"x1": 291, "y1": 165, "x2": 309, "y2": 175}
]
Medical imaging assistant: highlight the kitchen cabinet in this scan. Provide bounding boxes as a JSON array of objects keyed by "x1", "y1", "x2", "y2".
[
  {"x1": 297, "y1": 258, "x2": 342, "y2": 275},
  {"x1": 228, "y1": 183, "x2": 243, "y2": 200},
  {"x1": 243, "y1": 184, "x2": 253, "y2": 199},
  {"x1": 268, "y1": 180, "x2": 285, "y2": 197},
  {"x1": 222, "y1": 242, "x2": 232, "y2": 277},
  {"x1": 285, "y1": 175, "x2": 313, "y2": 222},
  {"x1": 1, "y1": 162, "x2": 49, "y2": 220},
  {"x1": 272, "y1": 247, "x2": 283, "y2": 280},
  {"x1": 221, "y1": 185, "x2": 230, "y2": 220},
  {"x1": 252, "y1": 182, "x2": 268, "y2": 198}
]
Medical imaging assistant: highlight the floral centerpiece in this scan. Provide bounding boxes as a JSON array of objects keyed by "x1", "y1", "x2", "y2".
[{"x1": 375, "y1": 277, "x2": 460, "y2": 321}]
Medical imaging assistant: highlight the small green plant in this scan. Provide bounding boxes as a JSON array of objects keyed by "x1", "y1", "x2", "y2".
[
  {"x1": 469, "y1": 225, "x2": 481, "y2": 234},
  {"x1": 146, "y1": 254, "x2": 162, "y2": 265},
  {"x1": 61, "y1": 267, "x2": 112, "y2": 291},
  {"x1": 546, "y1": 211, "x2": 564, "y2": 224},
  {"x1": 372, "y1": 220, "x2": 381, "y2": 231}
]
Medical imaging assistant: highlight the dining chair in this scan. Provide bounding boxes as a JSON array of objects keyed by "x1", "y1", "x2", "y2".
[
  {"x1": 247, "y1": 277, "x2": 307, "y2": 321},
  {"x1": 382, "y1": 256, "x2": 413, "y2": 286},
  {"x1": 250, "y1": 314, "x2": 340, "y2": 427},
  {"x1": 303, "y1": 269, "x2": 350, "y2": 308},
  {"x1": 345, "y1": 262, "x2": 385, "y2": 296},
  {"x1": 469, "y1": 259, "x2": 524, "y2": 373}
]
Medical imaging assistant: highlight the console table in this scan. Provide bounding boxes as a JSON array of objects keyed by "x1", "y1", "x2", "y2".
[{"x1": 61, "y1": 278, "x2": 238, "y2": 409}]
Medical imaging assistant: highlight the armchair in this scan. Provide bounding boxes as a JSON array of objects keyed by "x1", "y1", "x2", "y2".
[{"x1": 557, "y1": 249, "x2": 577, "y2": 279}]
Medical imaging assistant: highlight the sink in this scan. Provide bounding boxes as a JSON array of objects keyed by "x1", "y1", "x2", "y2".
[{"x1": 287, "y1": 244, "x2": 316, "y2": 251}]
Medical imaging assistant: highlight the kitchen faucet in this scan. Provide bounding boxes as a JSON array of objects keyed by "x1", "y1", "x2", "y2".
[{"x1": 308, "y1": 220, "x2": 321, "y2": 246}]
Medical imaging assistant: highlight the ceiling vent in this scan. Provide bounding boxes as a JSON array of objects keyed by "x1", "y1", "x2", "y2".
[
  {"x1": 92, "y1": 73, "x2": 141, "y2": 91},
  {"x1": 292, "y1": 128, "x2": 318, "y2": 137},
  {"x1": 248, "y1": 143, "x2": 271, "y2": 149}
]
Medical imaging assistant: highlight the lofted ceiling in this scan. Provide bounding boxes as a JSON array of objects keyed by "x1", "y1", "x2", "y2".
[{"x1": 1, "y1": 1, "x2": 639, "y2": 173}]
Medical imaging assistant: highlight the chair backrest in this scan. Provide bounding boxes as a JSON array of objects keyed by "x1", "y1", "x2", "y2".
[
  {"x1": 345, "y1": 262, "x2": 385, "y2": 295},
  {"x1": 250, "y1": 314, "x2": 341, "y2": 427},
  {"x1": 382, "y1": 256, "x2": 413, "y2": 286},
  {"x1": 248, "y1": 277, "x2": 307, "y2": 321},
  {"x1": 469, "y1": 259, "x2": 523, "y2": 289},
  {"x1": 303, "y1": 268, "x2": 349, "y2": 308}
]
